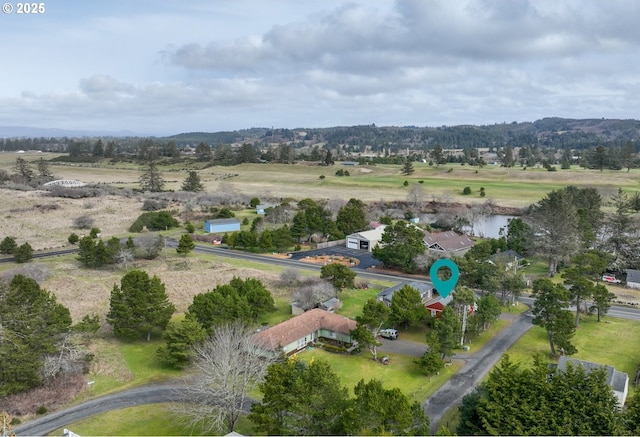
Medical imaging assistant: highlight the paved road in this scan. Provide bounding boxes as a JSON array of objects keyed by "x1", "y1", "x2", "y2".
[
  {"x1": 14, "y1": 384, "x2": 189, "y2": 436},
  {"x1": 423, "y1": 310, "x2": 534, "y2": 433}
]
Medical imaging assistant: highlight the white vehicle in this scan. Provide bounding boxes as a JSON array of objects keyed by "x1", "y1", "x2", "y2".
[
  {"x1": 602, "y1": 275, "x2": 621, "y2": 284},
  {"x1": 379, "y1": 328, "x2": 398, "y2": 340}
]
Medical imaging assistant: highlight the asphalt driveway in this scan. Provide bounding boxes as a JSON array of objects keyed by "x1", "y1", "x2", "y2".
[{"x1": 288, "y1": 246, "x2": 381, "y2": 269}]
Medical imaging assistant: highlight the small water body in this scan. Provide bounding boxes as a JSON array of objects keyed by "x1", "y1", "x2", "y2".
[
  {"x1": 422, "y1": 214, "x2": 517, "y2": 239},
  {"x1": 462, "y1": 215, "x2": 516, "y2": 239}
]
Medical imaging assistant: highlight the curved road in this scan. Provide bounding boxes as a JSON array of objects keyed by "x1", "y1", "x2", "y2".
[{"x1": 15, "y1": 384, "x2": 189, "y2": 436}]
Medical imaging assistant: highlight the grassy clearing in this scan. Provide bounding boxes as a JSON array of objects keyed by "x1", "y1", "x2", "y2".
[
  {"x1": 337, "y1": 287, "x2": 381, "y2": 319},
  {"x1": 506, "y1": 314, "x2": 640, "y2": 381},
  {"x1": 78, "y1": 338, "x2": 181, "y2": 399},
  {"x1": 300, "y1": 348, "x2": 462, "y2": 403},
  {"x1": 50, "y1": 403, "x2": 211, "y2": 436}
]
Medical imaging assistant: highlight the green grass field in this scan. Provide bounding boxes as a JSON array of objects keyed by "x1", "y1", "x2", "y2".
[{"x1": 506, "y1": 314, "x2": 640, "y2": 380}]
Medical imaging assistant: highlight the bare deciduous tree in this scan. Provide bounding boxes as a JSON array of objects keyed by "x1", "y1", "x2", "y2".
[
  {"x1": 175, "y1": 322, "x2": 279, "y2": 434},
  {"x1": 407, "y1": 183, "x2": 426, "y2": 212},
  {"x1": 291, "y1": 278, "x2": 336, "y2": 311},
  {"x1": 279, "y1": 268, "x2": 300, "y2": 287}
]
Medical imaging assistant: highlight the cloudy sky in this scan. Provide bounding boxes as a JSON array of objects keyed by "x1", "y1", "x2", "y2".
[{"x1": 1, "y1": 0, "x2": 640, "y2": 136}]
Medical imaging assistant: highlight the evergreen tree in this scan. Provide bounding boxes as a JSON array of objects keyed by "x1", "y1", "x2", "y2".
[
  {"x1": 320, "y1": 263, "x2": 356, "y2": 290},
  {"x1": 249, "y1": 359, "x2": 350, "y2": 435},
  {"x1": 531, "y1": 278, "x2": 576, "y2": 356},
  {"x1": 591, "y1": 284, "x2": 616, "y2": 322},
  {"x1": 401, "y1": 160, "x2": 415, "y2": 175},
  {"x1": 13, "y1": 242, "x2": 33, "y2": 263},
  {"x1": 195, "y1": 142, "x2": 212, "y2": 161},
  {"x1": 107, "y1": 270, "x2": 175, "y2": 341},
  {"x1": 139, "y1": 160, "x2": 165, "y2": 192},
  {"x1": 415, "y1": 332, "x2": 444, "y2": 376},
  {"x1": 181, "y1": 170, "x2": 204, "y2": 192},
  {"x1": 156, "y1": 317, "x2": 207, "y2": 369},
  {"x1": 0, "y1": 275, "x2": 72, "y2": 395},
  {"x1": 36, "y1": 157, "x2": 53, "y2": 180},
  {"x1": 388, "y1": 285, "x2": 427, "y2": 329},
  {"x1": 92, "y1": 139, "x2": 104, "y2": 157},
  {"x1": 343, "y1": 379, "x2": 430, "y2": 435},
  {"x1": 176, "y1": 233, "x2": 195, "y2": 256},
  {"x1": 372, "y1": 221, "x2": 425, "y2": 273},
  {"x1": 335, "y1": 198, "x2": 367, "y2": 236},
  {"x1": 350, "y1": 298, "x2": 389, "y2": 361},
  {"x1": 0, "y1": 236, "x2": 17, "y2": 255}
]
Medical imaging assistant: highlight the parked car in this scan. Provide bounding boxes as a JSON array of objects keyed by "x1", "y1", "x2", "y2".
[
  {"x1": 602, "y1": 275, "x2": 621, "y2": 284},
  {"x1": 379, "y1": 328, "x2": 398, "y2": 340}
]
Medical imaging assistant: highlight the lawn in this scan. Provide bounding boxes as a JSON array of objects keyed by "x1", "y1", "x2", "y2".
[
  {"x1": 337, "y1": 286, "x2": 381, "y2": 319},
  {"x1": 76, "y1": 338, "x2": 181, "y2": 400},
  {"x1": 50, "y1": 403, "x2": 212, "y2": 436},
  {"x1": 506, "y1": 314, "x2": 640, "y2": 381},
  {"x1": 299, "y1": 348, "x2": 462, "y2": 402}
]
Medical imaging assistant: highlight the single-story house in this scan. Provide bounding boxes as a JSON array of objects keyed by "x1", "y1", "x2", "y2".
[
  {"x1": 253, "y1": 308, "x2": 356, "y2": 357},
  {"x1": 626, "y1": 269, "x2": 640, "y2": 289},
  {"x1": 204, "y1": 218, "x2": 241, "y2": 233},
  {"x1": 490, "y1": 249, "x2": 523, "y2": 271},
  {"x1": 346, "y1": 224, "x2": 387, "y2": 252},
  {"x1": 424, "y1": 291, "x2": 454, "y2": 318},
  {"x1": 424, "y1": 230, "x2": 475, "y2": 257},
  {"x1": 377, "y1": 281, "x2": 433, "y2": 307},
  {"x1": 554, "y1": 356, "x2": 629, "y2": 407}
]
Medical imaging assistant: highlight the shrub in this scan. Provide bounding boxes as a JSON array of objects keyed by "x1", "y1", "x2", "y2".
[
  {"x1": 321, "y1": 343, "x2": 348, "y2": 354},
  {"x1": 129, "y1": 211, "x2": 179, "y2": 232},
  {"x1": 242, "y1": 217, "x2": 249, "y2": 225},
  {"x1": 74, "y1": 215, "x2": 94, "y2": 230},
  {"x1": 249, "y1": 197, "x2": 261, "y2": 208},
  {"x1": 462, "y1": 186, "x2": 472, "y2": 195},
  {"x1": 142, "y1": 199, "x2": 169, "y2": 211},
  {"x1": 185, "y1": 222, "x2": 195, "y2": 233},
  {"x1": 319, "y1": 175, "x2": 325, "y2": 179},
  {"x1": 68, "y1": 233, "x2": 80, "y2": 244},
  {"x1": 36, "y1": 406, "x2": 47, "y2": 415},
  {"x1": 89, "y1": 227, "x2": 101, "y2": 238},
  {"x1": 403, "y1": 180, "x2": 409, "y2": 186},
  {"x1": 480, "y1": 187, "x2": 486, "y2": 197}
]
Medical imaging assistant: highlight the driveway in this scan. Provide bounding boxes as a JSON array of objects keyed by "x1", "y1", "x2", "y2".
[{"x1": 288, "y1": 246, "x2": 381, "y2": 269}]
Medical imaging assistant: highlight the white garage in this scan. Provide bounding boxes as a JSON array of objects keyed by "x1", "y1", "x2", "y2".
[{"x1": 345, "y1": 225, "x2": 387, "y2": 252}]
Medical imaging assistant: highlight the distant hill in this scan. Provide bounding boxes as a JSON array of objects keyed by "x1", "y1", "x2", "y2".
[
  {"x1": 0, "y1": 126, "x2": 146, "y2": 139},
  {"x1": 165, "y1": 118, "x2": 640, "y2": 150}
]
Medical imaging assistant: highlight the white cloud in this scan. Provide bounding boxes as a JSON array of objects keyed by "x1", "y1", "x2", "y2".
[{"x1": 2, "y1": 0, "x2": 640, "y2": 134}]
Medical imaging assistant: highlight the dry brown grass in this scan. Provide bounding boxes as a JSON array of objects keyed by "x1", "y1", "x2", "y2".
[
  {"x1": 40, "y1": 255, "x2": 281, "y2": 323},
  {"x1": 0, "y1": 188, "x2": 143, "y2": 250}
]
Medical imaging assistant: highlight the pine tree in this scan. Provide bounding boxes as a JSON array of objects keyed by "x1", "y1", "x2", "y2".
[
  {"x1": 176, "y1": 233, "x2": 195, "y2": 256},
  {"x1": 139, "y1": 160, "x2": 165, "y2": 192},
  {"x1": 181, "y1": 170, "x2": 204, "y2": 192},
  {"x1": 107, "y1": 270, "x2": 175, "y2": 341},
  {"x1": 0, "y1": 236, "x2": 17, "y2": 255},
  {"x1": 401, "y1": 160, "x2": 415, "y2": 175}
]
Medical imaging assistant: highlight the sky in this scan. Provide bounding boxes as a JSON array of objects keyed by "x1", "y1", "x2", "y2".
[{"x1": 1, "y1": 0, "x2": 640, "y2": 136}]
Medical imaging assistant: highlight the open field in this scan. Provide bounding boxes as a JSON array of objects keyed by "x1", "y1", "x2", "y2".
[{"x1": 4, "y1": 152, "x2": 640, "y2": 210}]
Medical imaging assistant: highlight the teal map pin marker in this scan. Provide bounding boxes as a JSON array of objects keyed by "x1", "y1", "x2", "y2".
[{"x1": 429, "y1": 259, "x2": 459, "y2": 298}]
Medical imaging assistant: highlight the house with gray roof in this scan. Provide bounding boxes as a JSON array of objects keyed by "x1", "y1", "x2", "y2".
[
  {"x1": 377, "y1": 281, "x2": 433, "y2": 307},
  {"x1": 626, "y1": 269, "x2": 640, "y2": 289},
  {"x1": 424, "y1": 230, "x2": 475, "y2": 257},
  {"x1": 555, "y1": 356, "x2": 629, "y2": 407}
]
